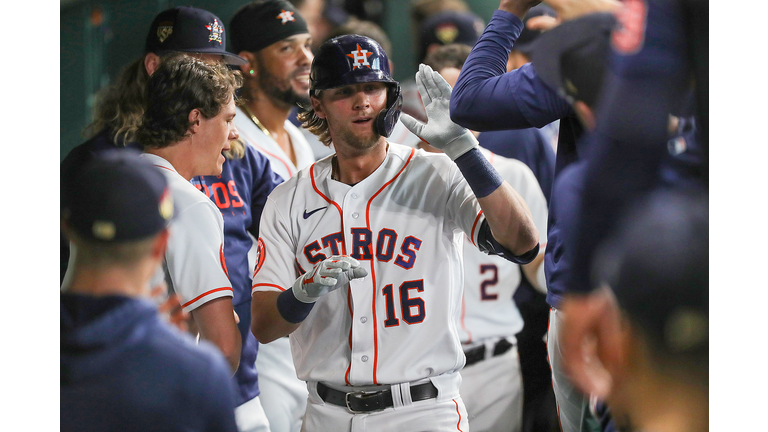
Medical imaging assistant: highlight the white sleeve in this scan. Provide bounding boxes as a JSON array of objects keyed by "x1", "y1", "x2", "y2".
[
  {"x1": 165, "y1": 201, "x2": 233, "y2": 312},
  {"x1": 251, "y1": 196, "x2": 297, "y2": 294}
]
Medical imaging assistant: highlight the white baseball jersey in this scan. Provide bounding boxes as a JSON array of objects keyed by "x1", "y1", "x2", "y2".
[
  {"x1": 458, "y1": 149, "x2": 549, "y2": 344},
  {"x1": 235, "y1": 107, "x2": 315, "y2": 181},
  {"x1": 252, "y1": 143, "x2": 488, "y2": 387},
  {"x1": 140, "y1": 153, "x2": 233, "y2": 313}
]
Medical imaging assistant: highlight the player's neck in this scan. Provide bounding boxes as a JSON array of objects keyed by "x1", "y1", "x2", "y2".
[
  {"x1": 241, "y1": 96, "x2": 297, "y2": 165},
  {"x1": 65, "y1": 265, "x2": 152, "y2": 298},
  {"x1": 333, "y1": 139, "x2": 388, "y2": 185},
  {"x1": 242, "y1": 91, "x2": 292, "y2": 135}
]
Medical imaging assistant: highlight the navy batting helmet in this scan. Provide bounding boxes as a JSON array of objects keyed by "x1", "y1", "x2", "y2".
[{"x1": 310, "y1": 34, "x2": 403, "y2": 138}]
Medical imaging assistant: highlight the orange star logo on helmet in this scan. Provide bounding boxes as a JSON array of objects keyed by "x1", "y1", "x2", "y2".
[
  {"x1": 277, "y1": 10, "x2": 295, "y2": 24},
  {"x1": 346, "y1": 44, "x2": 373, "y2": 69}
]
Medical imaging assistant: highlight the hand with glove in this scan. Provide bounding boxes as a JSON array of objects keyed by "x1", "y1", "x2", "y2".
[
  {"x1": 292, "y1": 256, "x2": 368, "y2": 303},
  {"x1": 400, "y1": 64, "x2": 479, "y2": 161}
]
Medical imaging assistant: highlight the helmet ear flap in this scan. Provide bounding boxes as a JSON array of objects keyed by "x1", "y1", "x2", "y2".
[{"x1": 374, "y1": 83, "x2": 403, "y2": 138}]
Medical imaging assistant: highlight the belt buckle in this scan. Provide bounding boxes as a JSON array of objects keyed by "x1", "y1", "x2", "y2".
[{"x1": 345, "y1": 390, "x2": 381, "y2": 414}]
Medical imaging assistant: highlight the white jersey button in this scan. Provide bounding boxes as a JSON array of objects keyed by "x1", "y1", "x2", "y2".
[
  {"x1": 361, "y1": 355, "x2": 369, "y2": 362},
  {"x1": 352, "y1": 193, "x2": 358, "y2": 199},
  {"x1": 352, "y1": 212, "x2": 359, "y2": 219},
  {"x1": 360, "y1": 317, "x2": 367, "y2": 323}
]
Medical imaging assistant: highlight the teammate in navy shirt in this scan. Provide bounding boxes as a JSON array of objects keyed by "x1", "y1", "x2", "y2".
[
  {"x1": 193, "y1": 143, "x2": 282, "y2": 407},
  {"x1": 61, "y1": 151, "x2": 238, "y2": 432}
]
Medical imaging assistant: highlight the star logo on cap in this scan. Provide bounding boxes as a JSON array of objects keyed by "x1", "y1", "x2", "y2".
[
  {"x1": 346, "y1": 44, "x2": 373, "y2": 69},
  {"x1": 205, "y1": 19, "x2": 224, "y2": 44},
  {"x1": 277, "y1": 10, "x2": 295, "y2": 24},
  {"x1": 435, "y1": 23, "x2": 459, "y2": 44}
]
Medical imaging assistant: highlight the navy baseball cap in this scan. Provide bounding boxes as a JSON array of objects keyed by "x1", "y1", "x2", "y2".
[
  {"x1": 514, "y1": 4, "x2": 558, "y2": 55},
  {"x1": 61, "y1": 150, "x2": 175, "y2": 243},
  {"x1": 145, "y1": 6, "x2": 247, "y2": 65},
  {"x1": 230, "y1": 0, "x2": 309, "y2": 54},
  {"x1": 592, "y1": 189, "x2": 709, "y2": 354},
  {"x1": 418, "y1": 11, "x2": 484, "y2": 62},
  {"x1": 529, "y1": 12, "x2": 617, "y2": 108}
]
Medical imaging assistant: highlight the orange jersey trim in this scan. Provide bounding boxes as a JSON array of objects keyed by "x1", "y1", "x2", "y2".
[
  {"x1": 181, "y1": 287, "x2": 233, "y2": 309},
  {"x1": 453, "y1": 398, "x2": 464, "y2": 432},
  {"x1": 470, "y1": 211, "x2": 484, "y2": 246},
  {"x1": 365, "y1": 147, "x2": 415, "y2": 384},
  {"x1": 251, "y1": 283, "x2": 287, "y2": 292}
]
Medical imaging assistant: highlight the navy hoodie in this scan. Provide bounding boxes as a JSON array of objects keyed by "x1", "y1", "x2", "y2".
[{"x1": 60, "y1": 293, "x2": 238, "y2": 432}]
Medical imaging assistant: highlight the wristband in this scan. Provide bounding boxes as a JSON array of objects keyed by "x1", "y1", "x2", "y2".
[
  {"x1": 455, "y1": 148, "x2": 504, "y2": 198},
  {"x1": 276, "y1": 288, "x2": 315, "y2": 324}
]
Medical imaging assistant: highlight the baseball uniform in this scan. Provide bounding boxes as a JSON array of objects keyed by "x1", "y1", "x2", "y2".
[
  {"x1": 139, "y1": 153, "x2": 233, "y2": 310},
  {"x1": 252, "y1": 143, "x2": 497, "y2": 431},
  {"x1": 458, "y1": 148, "x2": 548, "y2": 432},
  {"x1": 235, "y1": 108, "x2": 313, "y2": 432}
]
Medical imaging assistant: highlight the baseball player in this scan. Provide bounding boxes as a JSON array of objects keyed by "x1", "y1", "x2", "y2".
[
  {"x1": 416, "y1": 56, "x2": 549, "y2": 432},
  {"x1": 250, "y1": 34, "x2": 540, "y2": 431},
  {"x1": 60, "y1": 151, "x2": 238, "y2": 432},
  {"x1": 59, "y1": 5, "x2": 247, "y2": 284},
  {"x1": 230, "y1": 0, "x2": 316, "y2": 182}
]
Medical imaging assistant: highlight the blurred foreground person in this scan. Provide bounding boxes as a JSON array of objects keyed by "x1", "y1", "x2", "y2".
[{"x1": 60, "y1": 151, "x2": 238, "y2": 432}]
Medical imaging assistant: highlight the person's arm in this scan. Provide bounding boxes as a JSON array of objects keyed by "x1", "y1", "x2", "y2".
[
  {"x1": 251, "y1": 291, "x2": 300, "y2": 343},
  {"x1": 252, "y1": 257, "x2": 367, "y2": 343},
  {"x1": 191, "y1": 297, "x2": 241, "y2": 372},
  {"x1": 166, "y1": 201, "x2": 241, "y2": 374},
  {"x1": 450, "y1": 3, "x2": 573, "y2": 131},
  {"x1": 403, "y1": 65, "x2": 539, "y2": 257}
]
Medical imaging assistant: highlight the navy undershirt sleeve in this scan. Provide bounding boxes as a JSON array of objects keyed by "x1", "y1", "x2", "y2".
[{"x1": 450, "y1": 10, "x2": 574, "y2": 131}]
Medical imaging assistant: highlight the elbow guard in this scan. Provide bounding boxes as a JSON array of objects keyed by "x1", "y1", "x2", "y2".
[{"x1": 476, "y1": 219, "x2": 539, "y2": 264}]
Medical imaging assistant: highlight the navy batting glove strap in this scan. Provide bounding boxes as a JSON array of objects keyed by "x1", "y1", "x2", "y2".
[
  {"x1": 277, "y1": 288, "x2": 315, "y2": 324},
  {"x1": 455, "y1": 148, "x2": 504, "y2": 198}
]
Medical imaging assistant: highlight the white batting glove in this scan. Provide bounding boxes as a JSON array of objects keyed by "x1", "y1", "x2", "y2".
[
  {"x1": 292, "y1": 256, "x2": 368, "y2": 303},
  {"x1": 400, "y1": 64, "x2": 479, "y2": 160}
]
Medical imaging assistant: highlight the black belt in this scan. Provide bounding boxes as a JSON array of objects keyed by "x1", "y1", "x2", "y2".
[
  {"x1": 317, "y1": 381, "x2": 438, "y2": 413},
  {"x1": 464, "y1": 338, "x2": 515, "y2": 367}
]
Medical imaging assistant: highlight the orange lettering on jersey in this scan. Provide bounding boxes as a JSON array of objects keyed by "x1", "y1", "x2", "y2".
[
  {"x1": 228, "y1": 181, "x2": 244, "y2": 208},
  {"x1": 612, "y1": 0, "x2": 647, "y2": 55},
  {"x1": 211, "y1": 182, "x2": 231, "y2": 209}
]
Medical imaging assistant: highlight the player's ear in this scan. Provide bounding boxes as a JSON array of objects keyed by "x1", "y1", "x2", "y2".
[
  {"x1": 311, "y1": 95, "x2": 325, "y2": 119},
  {"x1": 237, "y1": 51, "x2": 257, "y2": 78},
  {"x1": 151, "y1": 228, "x2": 171, "y2": 260},
  {"x1": 188, "y1": 109, "x2": 202, "y2": 133},
  {"x1": 144, "y1": 52, "x2": 162, "y2": 76}
]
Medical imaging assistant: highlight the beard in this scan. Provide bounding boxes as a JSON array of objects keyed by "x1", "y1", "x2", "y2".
[{"x1": 255, "y1": 58, "x2": 311, "y2": 108}]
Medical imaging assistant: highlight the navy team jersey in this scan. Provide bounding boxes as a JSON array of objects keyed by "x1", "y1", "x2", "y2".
[
  {"x1": 567, "y1": 0, "x2": 707, "y2": 295},
  {"x1": 193, "y1": 144, "x2": 282, "y2": 406},
  {"x1": 478, "y1": 128, "x2": 556, "y2": 205},
  {"x1": 61, "y1": 293, "x2": 238, "y2": 432}
]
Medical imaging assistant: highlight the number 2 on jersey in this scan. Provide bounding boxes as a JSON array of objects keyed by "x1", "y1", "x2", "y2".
[
  {"x1": 480, "y1": 264, "x2": 498, "y2": 300},
  {"x1": 383, "y1": 280, "x2": 425, "y2": 327}
]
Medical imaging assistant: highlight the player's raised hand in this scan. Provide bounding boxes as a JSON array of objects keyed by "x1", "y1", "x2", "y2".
[
  {"x1": 401, "y1": 64, "x2": 479, "y2": 161},
  {"x1": 292, "y1": 256, "x2": 368, "y2": 303}
]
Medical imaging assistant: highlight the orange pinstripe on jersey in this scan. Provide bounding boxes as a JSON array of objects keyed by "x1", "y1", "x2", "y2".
[{"x1": 365, "y1": 147, "x2": 415, "y2": 384}]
